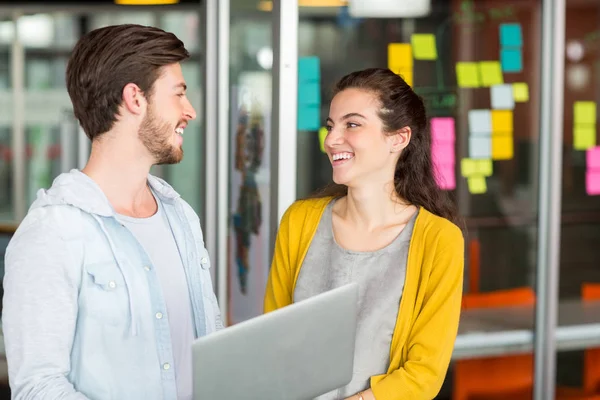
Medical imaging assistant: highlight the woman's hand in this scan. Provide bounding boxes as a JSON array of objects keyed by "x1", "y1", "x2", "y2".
[{"x1": 344, "y1": 389, "x2": 376, "y2": 400}]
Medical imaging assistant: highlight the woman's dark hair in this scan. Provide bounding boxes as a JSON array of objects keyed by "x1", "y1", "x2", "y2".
[{"x1": 313, "y1": 68, "x2": 458, "y2": 223}]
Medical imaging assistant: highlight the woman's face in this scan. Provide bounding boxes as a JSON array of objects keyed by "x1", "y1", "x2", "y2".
[{"x1": 324, "y1": 88, "x2": 410, "y2": 188}]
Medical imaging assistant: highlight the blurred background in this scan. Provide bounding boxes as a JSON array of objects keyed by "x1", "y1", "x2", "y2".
[{"x1": 0, "y1": 0, "x2": 599, "y2": 399}]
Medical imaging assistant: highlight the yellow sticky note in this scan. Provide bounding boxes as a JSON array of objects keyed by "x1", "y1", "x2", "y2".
[
  {"x1": 462, "y1": 158, "x2": 493, "y2": 177},
  {"x1": 411, "y1": 34, "x2": 437, "y2": 60},
  {"x1": 479, "y1": 61, "x2": 504, "y2": 87},
  {"x1": 574, "y1": 101, "x2": 596, "y2": 125},
  {"x1": 318, "y1": 127, "x2": 328, "y2": 153},
  {"x1": 477, "y1": 159, "x2": 493, "y2": 177},
  {"x1": 388, "y1": 43, "x2": 413, "y2": 68},
  {"x1": 492, "y1": 135, "x2": 514, "y2": 160},
  {"x1": 491, "y1": 110, "x2": 513, "y2": 133},
  {"x1": 573, "y1": 125, "x2": 596, "y2": 150},
  {"x1": 461, "y1": 158, "x2": 477, "y2": 177},
  {"x1": 456, "y1": 62, "x2": 480, "y2": 88},
  {"x1": 513, "y1": 83, "x2": 529, "y2": 102},
  {"x1": 397, "y1": 68, "x2": 413, "y2": 87},
  {"x1": 468, "y1": 176, "x2": 487, "y2": 194}
]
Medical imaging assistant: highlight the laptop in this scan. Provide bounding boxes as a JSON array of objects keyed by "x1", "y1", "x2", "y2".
[{"x1": 192, "y1": 283, "x2": 359, "y2": 400}]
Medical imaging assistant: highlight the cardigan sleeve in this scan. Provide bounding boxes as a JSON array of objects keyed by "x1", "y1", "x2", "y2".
[
  {"x1": 263, "y1": 205, "x2": 295, "y2": 313},
  {"x1": 371, "y1": 223, "x2": 464, "y2": 400}
]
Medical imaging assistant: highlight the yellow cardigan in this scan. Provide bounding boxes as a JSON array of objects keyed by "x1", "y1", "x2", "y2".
[{"x1": 264, "y1": 197, "x2": 464, "y2": 400}]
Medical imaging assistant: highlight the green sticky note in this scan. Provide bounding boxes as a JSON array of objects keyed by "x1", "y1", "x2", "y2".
[
  {"x1": 574, "y1": 101, "x2": 596, "y2": 125},
  {"x1": 411, "y1": 34, "x2": 437, "y2": 60},
  {"x1": 477, "y1": 159, "x2": 493, "y2": 177},
  {"x1": 468, "y1": 176, "x2": 487, "y2": 194},
  {"x1": 318, "y1": 127, "x2": 327, "y2": 153},
  {"x1": 479, "y1": 61, "x2": 504, "y2": 87},
  {"x1": 513, "y1": 83, "x2": 529, "y2": 102},
  {"x1": 456, "y1": 62, "x2": 480, "y2": 88},
  {"x1": 574, "y1": 125, "x2": 596, "y2": 150}
]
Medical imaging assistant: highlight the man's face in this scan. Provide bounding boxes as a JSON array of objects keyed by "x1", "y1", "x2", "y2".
[{"x1": 139, "y1": 63, "x2": 196, "y2": 165}]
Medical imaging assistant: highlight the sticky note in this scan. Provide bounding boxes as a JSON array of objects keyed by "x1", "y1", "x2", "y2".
[
  {"x1": 456, "y1": 62, "x2": 480, "y2": 88},
  {"x1": 411, "y1": 34, "x2": 437, "y2": 60},
  {"x1": 434, "y1": 165, "x2": 456, "y2": 190},
  {"x1": 461, "y1": 158, "x2": 493, "y2": 178},
  {"x1": 501, "y1": 49, "x2": 523, "y2": 73},
  {"x1": 298, "y1": 106, "x2": 320, "y2": 131},
  {"x1": 298, "y1": 57, "x2": 320, "y2": 83},
  {"x1": 492, "y1": 135, "x2": 514, "y2": 160},
  {"x1": 586, "y1": 171, "x2": 600, "y2": 195},
  {"x1": 491, "y1": 110, "x2": 513, "y2": 133},
  {"x1": 432, "y1": 142, "x2": 455, "y2": 165},
  {"x1": 500, "y1": 23, "x2": 523, "y2": 47},
  {"x1": 479, "y1": 61, "x2": 504, "y2": 87},
  {"x1": 468, "y1": 176, "x2": 487, "y2": 194},
  {"x1": 430, "y1": 117, "x2": 455, "y2": 143},
  {"x1": 397, "y1": 68, "x2": 413, "y2": 87},
  {"x1": 574, "y1": 125, "x2": 596, "y2": 150},
  {"x1": 469, "y1": 110, "x2": 492, "y2": 135},
  {"x1": 298, "y1": 83, "x2": 320, "y2": 106},
  {"x1": 491, "y1": 84, "x2": 515, "y2": 110},
  {"x1": 469, "y1": 136, "x2": 492, "y2": 159},
  {"x1": 513, "y1": 83, "x2": 529, "y2": 102},
  {"x1": 586, "y1": 146, "x2": 600, "y2": 169},
  {"x1": 318, "y1": 127, "x2": 327, "y2": 153},
  {"x1": 388, "y1": 43, "x2": 413, "y2": 68},
  {"x1": 574, "y1": 101, "x2": 596, "y2": 124}
]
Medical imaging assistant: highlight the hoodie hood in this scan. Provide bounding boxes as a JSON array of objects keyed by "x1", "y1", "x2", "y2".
[{"x1": 30, "y1": 169, "x2": 181, "y2": 216}]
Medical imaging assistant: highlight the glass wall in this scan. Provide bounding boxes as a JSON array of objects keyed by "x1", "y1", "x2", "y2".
[{"x1": 556, "y1": 0, "x2": 600, "y2": 393}]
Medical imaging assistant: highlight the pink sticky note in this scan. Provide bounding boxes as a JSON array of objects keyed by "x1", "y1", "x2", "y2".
[
  {"x1": 587, "y1": 171, "x2": 600, "y2": 195},
  {"x1": 432, "y1": 142, "x2": 455, "y2": 165},
  {"x1": 430, "y1": 117, "x2": 456, "y2": 143},
  {"x1": 434, "y1": 165, "x2": 456, "y2": 190},
  {"x1": 586, "y1": 146, "x2": 600, "y2": 170}
]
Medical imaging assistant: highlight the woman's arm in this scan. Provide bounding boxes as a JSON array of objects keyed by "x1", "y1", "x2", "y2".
[{"x1": 369, "y1": 225, "x2": 464, "y2": 400}]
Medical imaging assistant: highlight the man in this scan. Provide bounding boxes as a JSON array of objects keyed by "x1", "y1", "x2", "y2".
[{"x1": 2, "y1": 24, "x2": 222, "y2": 400}]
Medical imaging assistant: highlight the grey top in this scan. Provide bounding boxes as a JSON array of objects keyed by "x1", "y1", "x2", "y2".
[
  {"x1": 117, "y1": 194, "x2": 194, "y2": 400},
  {"x1": 294, "y1": 200, "x2": 417, "y2": 400}
]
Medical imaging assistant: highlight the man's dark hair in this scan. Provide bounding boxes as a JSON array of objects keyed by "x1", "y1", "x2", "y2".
[{"x1": 66, "y1": 24, "x2": 190, "y2": 141}]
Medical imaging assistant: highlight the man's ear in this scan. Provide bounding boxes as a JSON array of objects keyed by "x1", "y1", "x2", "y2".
[
  {"x1": 122, "y1": 83, "x2": 147, "y2": 116},
  {"x1": 389, "y1": 126, "x2": 411, "y2": 153}
]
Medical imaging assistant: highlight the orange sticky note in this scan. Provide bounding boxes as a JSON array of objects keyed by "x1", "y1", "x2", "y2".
[
  {"x1": 491, "y1": 110, "x2": 513, "y2": 133},
  {"x1": 388, "y1": 43, "x2": 413, "y2": 68},
  {"x1": 492, "y1": 135, "x2": 514, "y2": 160}
]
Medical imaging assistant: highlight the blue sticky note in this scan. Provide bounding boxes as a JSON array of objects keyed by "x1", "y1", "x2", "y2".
[
  {"x1": 298, "y1": 82, "x2": 320, "y2": 106},
  {"x1": 500, "y1": 23, "x2": 522, "y2": 47},
  {"x1": 469, "y1": 136, "x2": 492, "y2": 159},
  {"x1": 501, "y1": 48, "x2": 523, "y2": 73},
  {"x1": 298, "y1": 106, "x2": 321, "y2": 131},
  {"x1": 299, "y1": 57, "x2": 320, "y2": 83},
  {"x1": 491, "y1": 84, "x2": 515, "y2": 110},
  {"x1": 468, "y1": 109, "x2": 492, "y2": 135}
]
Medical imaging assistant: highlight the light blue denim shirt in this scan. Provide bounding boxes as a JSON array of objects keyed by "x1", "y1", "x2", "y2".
[{"x1": 2, "y1": 170, "x2": 223, "y2": 400}]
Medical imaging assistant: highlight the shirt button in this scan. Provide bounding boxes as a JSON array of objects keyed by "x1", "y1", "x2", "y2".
[
  {"x1": 155, "y1": 312, "x2": 163, "y2": 319},
  {"x1": 144, "y1": 266, "x2": 151, "y2": 271},
  {"x1": 163, "y1": 363, "x2": 170, "y2": 370},
  {"x1": 201, "y1": 257, "x2": 208, "y2": 264},
  {"x1": 108, "y1": 281, "x2": 116, "y2": 289}
]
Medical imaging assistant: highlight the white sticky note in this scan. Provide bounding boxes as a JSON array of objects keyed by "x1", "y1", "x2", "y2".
[
  {"x1": 468, "y1": 109, "x2": 492, "y2": 135},
  {"x1": 469, "y1": 136, "x2": 492, "y2": 159},
  {"x1": 491, "y1": 84, "x2": 515, "y2": 110}
]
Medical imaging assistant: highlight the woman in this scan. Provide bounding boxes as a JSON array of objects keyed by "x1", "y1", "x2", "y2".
[{"x1": 264, "y1": 68, "x2": 464, "y2": 400}]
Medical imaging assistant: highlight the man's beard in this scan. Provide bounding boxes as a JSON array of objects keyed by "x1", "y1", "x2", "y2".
[{"x1": 139, "y1": 107, "x2": 183, "y2": 165}]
